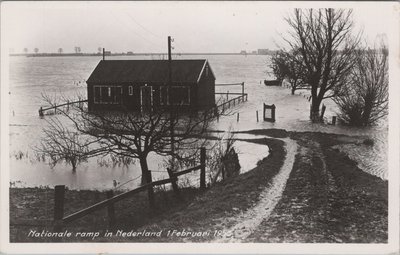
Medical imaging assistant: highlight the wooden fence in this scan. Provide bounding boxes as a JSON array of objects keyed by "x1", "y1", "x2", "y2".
[
  {"x1": 214, "y1": 92, "x2": 248, "y2": 113},
  {"x1": 213, "y1": 82, "x2": 247, "y2": 113},
  {"x1": 39, "y1": 99, "x2": 88, "y2": 117},
  {"x1": 53, "y1": 148, "x2": 206, "y2": 230},
  {"x1": 215, "y1": 82, "x2": 245, "y2": 96}
]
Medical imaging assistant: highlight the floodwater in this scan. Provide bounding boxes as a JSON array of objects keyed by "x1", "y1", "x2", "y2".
[{"x1": 8, "y1": 55, "x2": 388, "y2": 190}]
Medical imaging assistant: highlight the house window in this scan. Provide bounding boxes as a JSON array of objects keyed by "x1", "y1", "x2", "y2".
[
  {"x1": 129, "y1": 86, "x2": 133, "y2": 96},
  {"x1": 170, "y1": 86, "x2": 190, "y2": 105},
  {"x1": 93, "y1": 85, "x2": 122, "y2": 104}
]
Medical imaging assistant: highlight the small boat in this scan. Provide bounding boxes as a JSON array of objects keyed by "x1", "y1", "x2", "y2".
[{"x1": 264, "y1": 79, "x2": 280, "y2": 86}]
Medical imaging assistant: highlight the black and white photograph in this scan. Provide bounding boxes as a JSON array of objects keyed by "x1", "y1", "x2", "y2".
[{"x1": 1, "y1": 1, "x2": 399, "y2": 254}]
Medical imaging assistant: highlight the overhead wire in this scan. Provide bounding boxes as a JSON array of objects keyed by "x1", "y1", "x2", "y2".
[
  {"x1": 125, "y1": 13, "x2": 164, "y2": 40},
  {"x1": 109, "y1": 10, "x2": 164, "y2": 49}
]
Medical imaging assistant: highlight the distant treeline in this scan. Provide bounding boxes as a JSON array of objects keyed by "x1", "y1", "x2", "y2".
[{"x1": 10, "y1": 52, "x2": 275, "y2": 57}]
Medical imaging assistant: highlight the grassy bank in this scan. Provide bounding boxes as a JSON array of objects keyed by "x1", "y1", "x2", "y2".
[
  {"x1": 10, "y1": 186, "x2": 202, "y2": 242},
  {"x1": 10, "y1": 137, "x2": 285, "y2": 242},
  {"x1": 9, "y1": 130, "x2": 388, "y2": 243}
]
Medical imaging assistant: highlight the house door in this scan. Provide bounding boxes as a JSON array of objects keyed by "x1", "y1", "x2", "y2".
[{"x1": 140, "y1": 86, "x2": 153, "y2": 111}]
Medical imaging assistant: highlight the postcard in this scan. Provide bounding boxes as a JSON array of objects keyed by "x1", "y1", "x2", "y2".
[{"x1": 1, "y1": 1, "x2": 399, "y2": 254}]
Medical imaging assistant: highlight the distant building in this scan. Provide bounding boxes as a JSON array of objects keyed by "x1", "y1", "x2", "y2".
[
  {"x1": 240, "y1": 50, "x2": 247, "y2": 55},
  {"x1": 257, "y1": 49, "x2": 270, "y2": 55},
  {"x1": 127, "y1": 51, "x2": 134, "y2": 55},
  {"x1": 86, "y1": 59, "x2": 216, "y2": 112}
]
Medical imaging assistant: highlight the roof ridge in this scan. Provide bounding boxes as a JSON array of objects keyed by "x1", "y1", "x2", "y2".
[
  {"x1": 100, "y1": 59, "x2": 207, "y2": 61},
  {"x1": 87, "y1": 59, "x2": 212, "y2": 84}
]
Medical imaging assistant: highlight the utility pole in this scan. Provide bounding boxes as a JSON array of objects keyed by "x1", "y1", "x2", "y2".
[
  {"x1": 168, "y1": 36, "x2": 174, "y2": 163},
  {"x1": 168, "y1": 36, "x2": 172, "y2": 90}
]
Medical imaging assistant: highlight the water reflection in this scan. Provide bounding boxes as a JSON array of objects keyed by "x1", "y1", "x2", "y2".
[{"x1": 10, "y1": 138, "x2": 270, "y2": 190}]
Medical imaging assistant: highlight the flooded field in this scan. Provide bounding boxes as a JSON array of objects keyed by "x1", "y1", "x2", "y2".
[{"x1": 8, "y1": 55, "x2": 388, "y2": 190}]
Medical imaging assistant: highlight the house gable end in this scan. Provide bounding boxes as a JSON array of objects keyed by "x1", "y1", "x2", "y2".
[{"x1": 196, "y1": 60, "x2": 215, "y2": 84}]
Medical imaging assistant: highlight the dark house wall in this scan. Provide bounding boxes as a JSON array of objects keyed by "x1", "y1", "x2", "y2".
[
  {"x1": 88, "y1": 82, "x2": 140, "y2": 111},
  {"x1": 197, "y1": 62, "x2": 216, "y2": 109},
  {"x1": 87, "y1": 82, "x2": 198, "y2": 112},
  {"x1": 87, "y1": 60, "x2": 215, "y2": 112}
]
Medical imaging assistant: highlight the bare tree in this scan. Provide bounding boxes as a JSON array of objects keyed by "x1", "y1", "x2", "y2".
[
  {"x1": 208, "y1": 131, "x2": 239, "y2": 185},
  {"x1": 35, "y1": 118, "x2": 103, "y2": 171},
  {"x1": 40, "y1": 96, "x2": 222, "y2": 208},
  {"x1": 334, "y1": 41, "x2": 388, "y2": 126},
  {"x1": 270, "y1": 50, "x2": 287, "y2": 85},
  {"x1": 98, "y1": 47, "x2": 102, "y2": 54},
  {"x1": 284, "y1": 8, "x2": 360, "y2": 121},
  {"x1": 23, "y1": 48, "x2": 28, "y2": 54},
  {"x1": 34, "y1": 48, "x2": 39, "y2": 54},
  {"x1": 58, "y1": 48, "x2": 63, "y2": 54},
  {"x1": 270, "y1": 49, "x2": 307, "y2": 94},
  {"x1": 74, "y1": 46, "x2": 81, "y2": 54}
]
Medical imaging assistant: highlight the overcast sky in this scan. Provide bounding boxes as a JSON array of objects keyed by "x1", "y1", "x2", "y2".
[{"x1": 1, "y1": 1, "x2": 394, "y2": 54}]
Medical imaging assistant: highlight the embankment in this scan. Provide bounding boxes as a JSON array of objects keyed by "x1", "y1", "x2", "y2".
[{"x1": 10, "y1": 137, "x2": 285, "y2": 242}]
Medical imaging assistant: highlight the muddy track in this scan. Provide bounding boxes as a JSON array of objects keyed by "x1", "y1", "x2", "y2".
[
  {"x1": 213, "y1": 138, "x2": 298, "y2": 242},
  {"x1": 246, "y1": 134, "x2": 388, "y2": 243}
]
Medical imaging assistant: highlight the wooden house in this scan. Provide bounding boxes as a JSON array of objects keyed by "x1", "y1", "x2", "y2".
[{"x1": 86, "y1": 59, "x2": 216, "y2": 112}]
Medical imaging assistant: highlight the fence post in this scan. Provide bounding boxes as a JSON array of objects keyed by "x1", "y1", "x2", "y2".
[
  {"x1": 167, "y1": 168, "x2": 181, "y2": 199},
  {"x1": 53, "y1": 185, "x2": 65, "y2": 231},
  {"x1": 237, "y1": 112, "x2": 239, "y2": 122},
  {"x1": 106, "y1": 190, "x2": 116, "y2": 228},
  {"x1": 271, "y1": 104, "x2": 276, "y2": 122},
  {"x1": 67, "y1": 100, "x2": 69, "y2": 111},
  {"x1": 256, "y1": 110, "x2": 259, "y2": 122},
  {"x1": 242, "y1": 82, "x2": 244, "y2": 97},
  {"x1": 146, "y1": 170, "x2": 155, "y2": 209},
  {"x1": 54, "y1": 104, "x2": 57, "y2": 115},
  {"x1": 263, "y1": 104, "x2": 266, "y2": 121},
  {"x1": 320, "y1": 104, "x2": 326, "y2": 121},
  {"x1": 39, "y1": 107, "x2": 44, "y2": 117},
  {"x1": 200, "y1": 147, "x2": 206, "y2": 190},
  {"x1": 332, "y1": 116, "x2": 337, "y2": 125}
]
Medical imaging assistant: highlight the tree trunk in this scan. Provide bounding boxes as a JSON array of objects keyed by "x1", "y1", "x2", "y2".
[
  {"x1": 310, "y1": 97, "x2": 322, "y2": 122},
  {"x1": 139, "y1": 156, "x2": 155, "y2": 209},
  {"x1": 291, "y1": 80, "x2": 297, "y2": 95},
  {"x1": 362, "y1": 95, "x2": 374, "y2": 126},
  {"x1": 71, "y1": 159, "x2": 77, "y2": 172}
]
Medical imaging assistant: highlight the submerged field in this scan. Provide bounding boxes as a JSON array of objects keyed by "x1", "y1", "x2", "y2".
[
  {"x1": 8, "y1": 55, "x2": 388, "y2": 243},
  {"x1": 9, "y1": 55, "x2": 388, "y2": 191},
  {"x1": 9, "y1": 130, "x2": 387, "y2": 243}
]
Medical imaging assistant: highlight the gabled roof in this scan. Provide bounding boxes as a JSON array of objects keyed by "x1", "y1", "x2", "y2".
[{"x1": 87, "y1": 59, "x2": 214, "y2": 84}]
